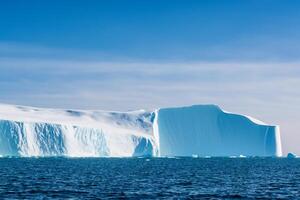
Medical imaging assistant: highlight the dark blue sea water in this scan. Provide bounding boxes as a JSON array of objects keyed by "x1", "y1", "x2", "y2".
[{"x1": 0, "y1": 158, "x2": 299, "y2": 199}]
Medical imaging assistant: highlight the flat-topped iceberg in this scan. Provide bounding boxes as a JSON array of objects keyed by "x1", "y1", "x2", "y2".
[
  {"x1": 0, "y1": 104, "x2": 282, "y2": 157},
  {"x1": 156, "y1": 105, "x2": 282, "y2": 157},
  {"x1": 0, "y1": 104, "x2": 157, "y2": 157}
]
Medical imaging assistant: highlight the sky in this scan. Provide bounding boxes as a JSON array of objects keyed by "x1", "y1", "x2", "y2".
[{"x1": 0, "y1": 0, "x2": 300, "y2": 155}]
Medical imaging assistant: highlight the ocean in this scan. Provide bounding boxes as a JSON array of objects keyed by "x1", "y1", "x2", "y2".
[{"x1": 0, "y1": 157, "x2": 299, "y2": 199}]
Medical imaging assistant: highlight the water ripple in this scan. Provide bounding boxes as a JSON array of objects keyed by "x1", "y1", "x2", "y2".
[{"x1": 0, "y1": 158, "x2": 299, "y2": 199}]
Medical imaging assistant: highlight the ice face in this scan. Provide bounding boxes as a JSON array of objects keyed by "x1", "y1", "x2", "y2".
[
  {"x1": 0, "y1": 104, "x2": 158, "y2": 157},
  {"x1": 156, "y1": 105, "x2": 282, "y2": 157},
  {"x1": 0, "y1": 120, "x2": 157, "y2": 157},
  {"x1": 0, "y1": 104, "x2": 282, "y2": 157}
]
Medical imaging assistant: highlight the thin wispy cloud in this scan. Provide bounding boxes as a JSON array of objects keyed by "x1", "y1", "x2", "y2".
[
  {"x1": 1, "y1": 6, "x2": 300, "y2": 155},
  {"x1": 1, "y1": 41, "x2": 300, "y2": 155},
  {"x1": 0, "y1": 43, "x2": 299, "y2": 111}
]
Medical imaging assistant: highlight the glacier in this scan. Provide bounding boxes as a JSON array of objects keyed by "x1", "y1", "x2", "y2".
[{"x1": 0, "y1": 104, "x2": 282, "y2": 157}]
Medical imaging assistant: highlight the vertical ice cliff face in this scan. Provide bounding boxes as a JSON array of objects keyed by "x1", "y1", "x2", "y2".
[
  {"x1": 0, "y1": 104, "x2": 282, "y2": 157},
  {"x1": 0, "y1": 104, "x2": 158, "y2": 157},
  {"x1": 0, "y1": 120, "x2": 157, "y2": 157},
  {"x1": 156, "y1": 105, "x2": 282, "y2": 157}
]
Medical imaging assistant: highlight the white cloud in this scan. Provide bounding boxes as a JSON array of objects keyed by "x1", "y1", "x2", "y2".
[{"x1": 0, "y1": 43, "x2": 300, "y2": 155}]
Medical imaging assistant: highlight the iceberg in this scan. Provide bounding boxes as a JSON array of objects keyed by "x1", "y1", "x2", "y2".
[
  {"x1": 287, "y1": 153, "x2": 297, "y2": 158},
  {"x1": 0, "y1": 104, "x2": 282, "y2": 157},
  {"x1": 0, "y1": 104, "x2": 158, "y2": 157},
  {"x1": 157, "y1": 105, "x2": 282, "y2": 157}
]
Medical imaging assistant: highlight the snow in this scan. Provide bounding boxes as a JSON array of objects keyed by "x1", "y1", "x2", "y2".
[
  {"x1": 0, "y1": 103, "x2": 282, "y2": 157},
  {"x1": 0, "y1": 103, "x2": 157, "y2": 157}
]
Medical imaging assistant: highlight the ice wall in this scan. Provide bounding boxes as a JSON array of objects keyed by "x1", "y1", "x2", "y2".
[
  {"x1": 0, "y1": 104, "x2": 282, "y2": 157},
  {"x1": 0, "y1": 120, "x2": 157, "y2": 157},
  {"x1": 156, "y1": 105, "x2": 282, "y2": 157},
  {"x1": 0, "y1": 104, "x2": 158, "y2": 157}
]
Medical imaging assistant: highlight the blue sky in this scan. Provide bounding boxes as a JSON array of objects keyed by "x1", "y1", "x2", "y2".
[
  {"x1": 0, "y1": 0, "x2": 300, "y2": 154},
  {"x1": 1, "y1": 0, "x2": 300, "y2": 60}
]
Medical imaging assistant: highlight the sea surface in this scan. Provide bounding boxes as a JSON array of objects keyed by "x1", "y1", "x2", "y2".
[{"x1": 0, "y1": 157, "x2": 299, "y2": 199}]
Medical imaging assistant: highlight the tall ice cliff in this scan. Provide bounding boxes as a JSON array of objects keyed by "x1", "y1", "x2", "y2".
[{"x1": 0, "y1": 104, "x2": 282, "y2": 157}]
